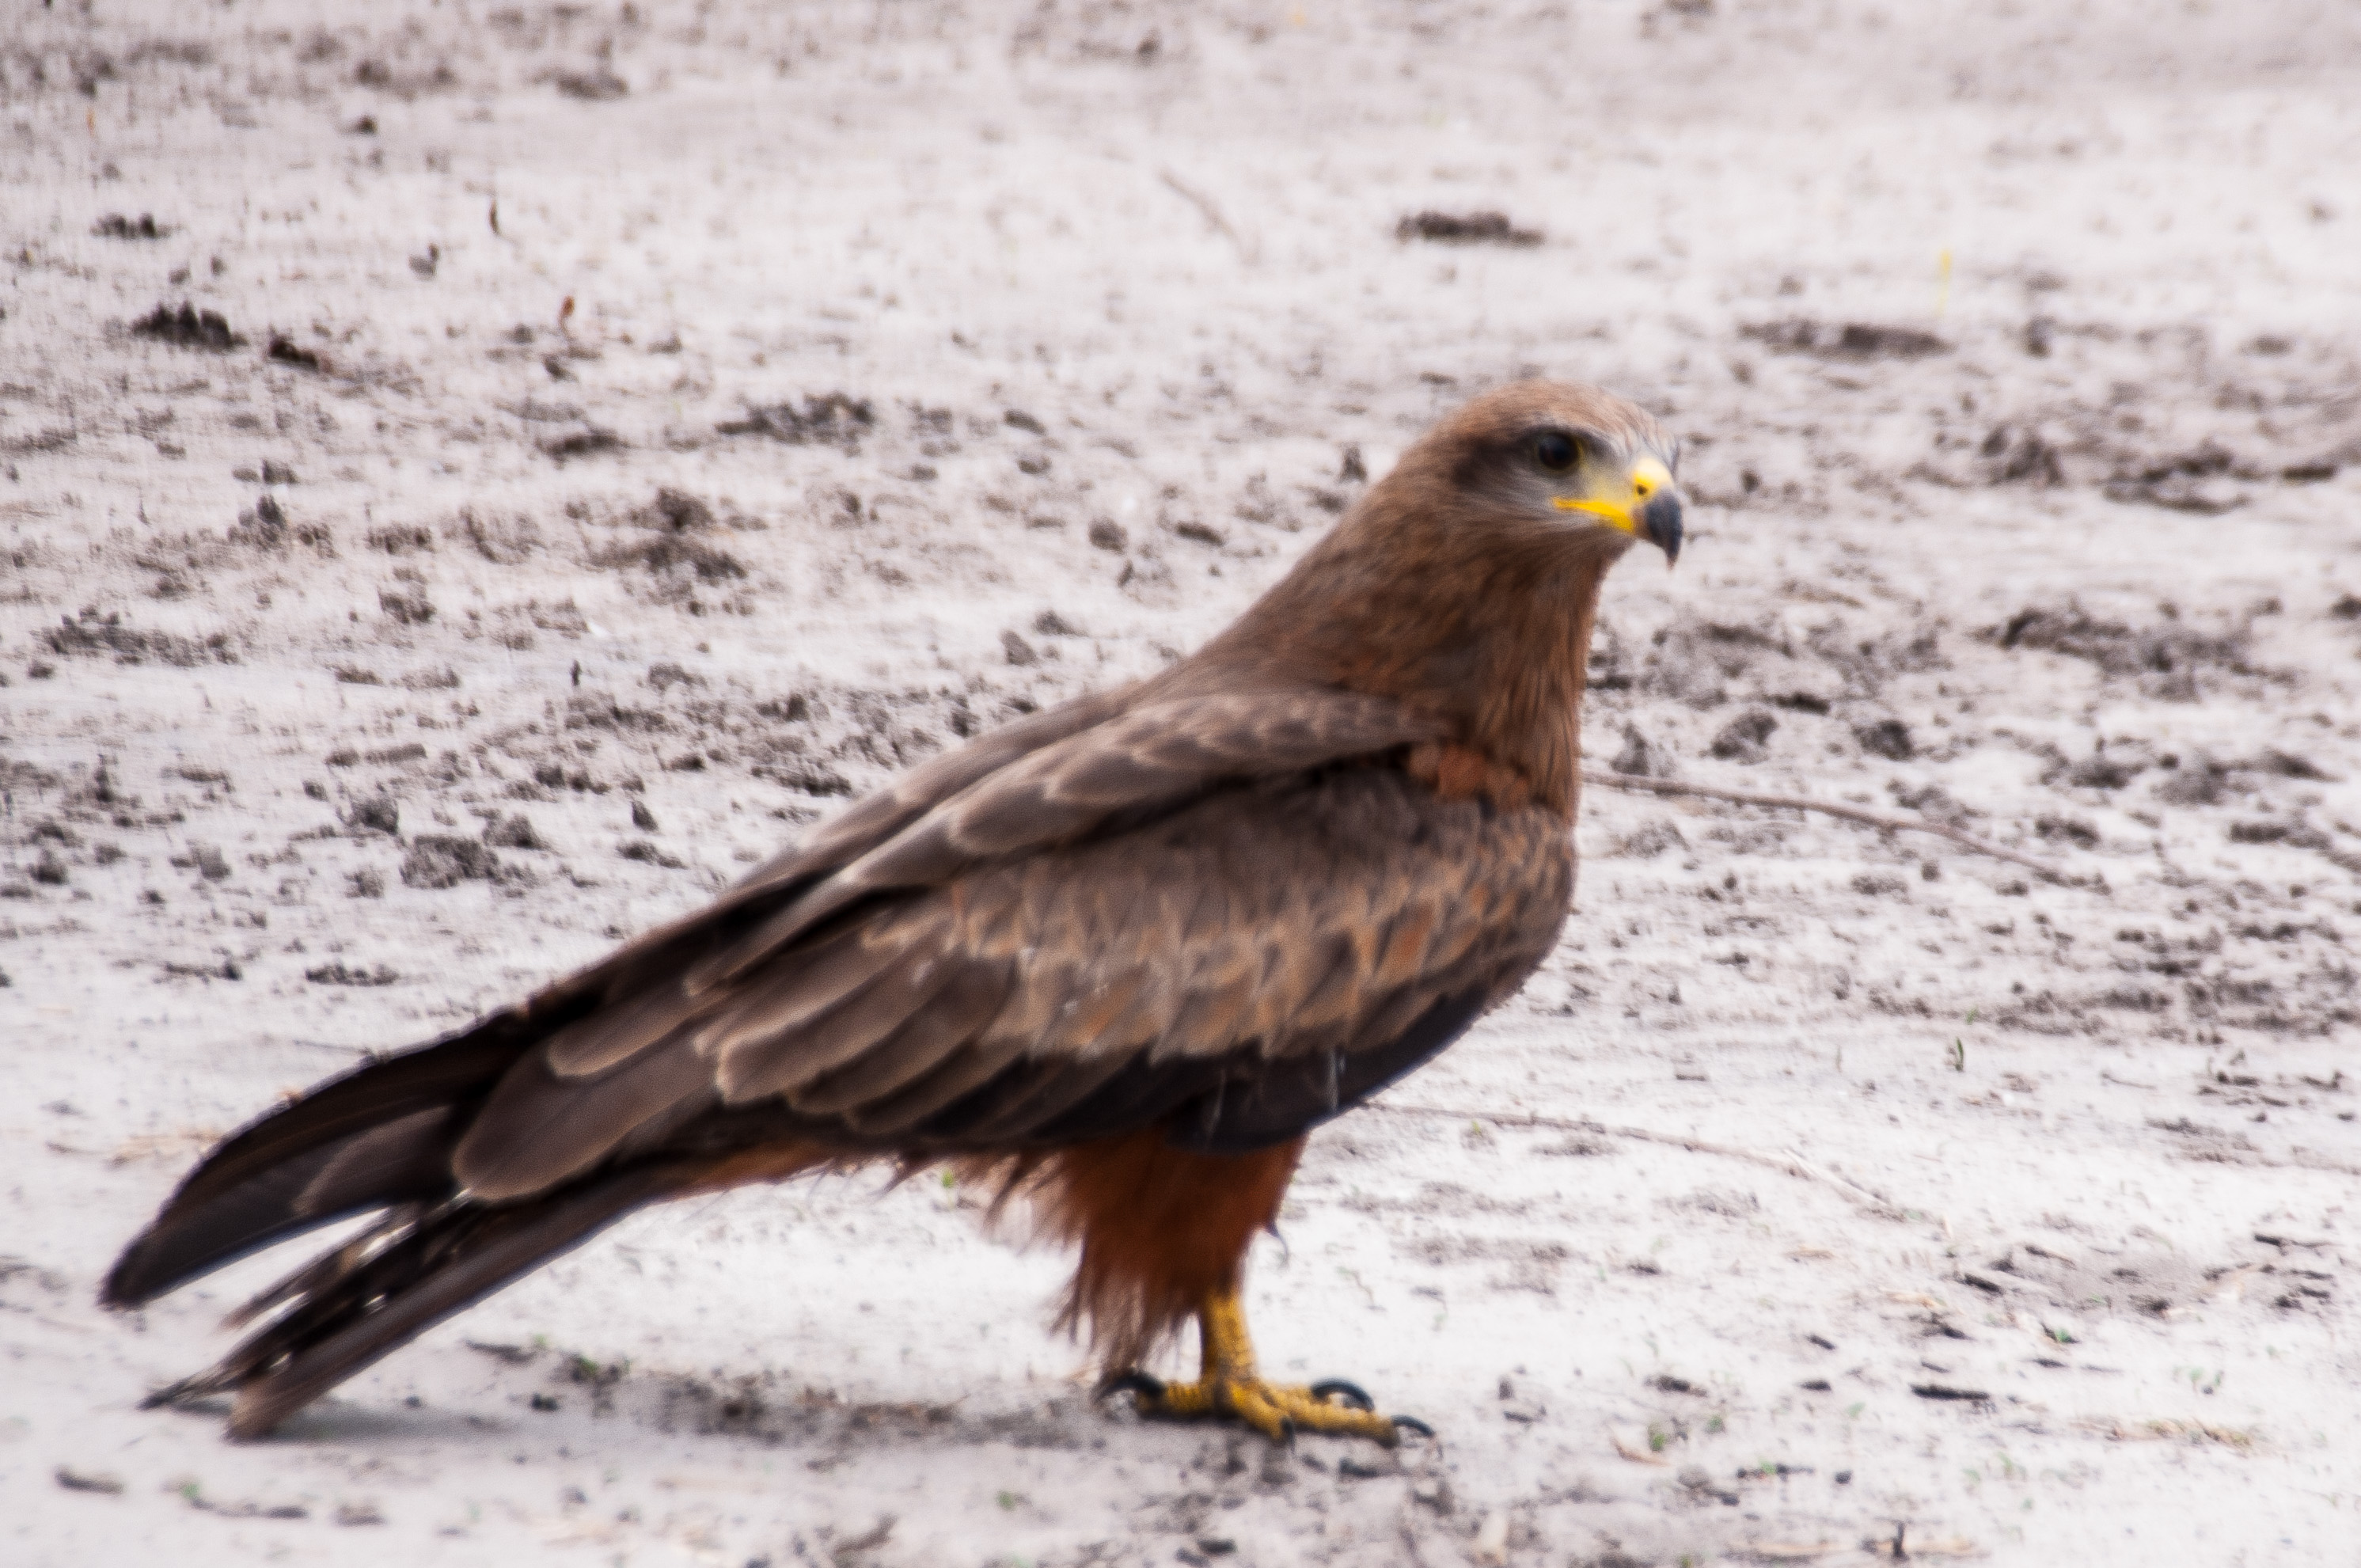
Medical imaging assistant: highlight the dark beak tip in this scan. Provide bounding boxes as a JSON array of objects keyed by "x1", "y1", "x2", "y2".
[{"x1": 1643, "y1": 493, "x2": 1684, "y2": 564}]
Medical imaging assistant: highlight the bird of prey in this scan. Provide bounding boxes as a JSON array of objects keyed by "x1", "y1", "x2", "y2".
[{"x1": 104, "y1": 380, "x2": 1684, "y2": 1444}]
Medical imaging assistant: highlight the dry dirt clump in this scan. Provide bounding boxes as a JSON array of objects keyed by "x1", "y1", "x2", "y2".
[
  {"x1": 398, "y1": 834, "x2": 502, "y2": 889},
  {"x1": 128, "y1": 301, "x2": 244, "y2": 351},
  {"x1": 264, "y1": 332, "x2": 324, "y2": 372},
  {"x1": 716, "y1": 392, "x2": 876, "y2": 449},
  {"x1": 590, "y1": 533, "x2": 746, "y2": 586},
  {"x1": 93, "y1": 212, "x2": 169, "y2": 240},
  {"x1": 1996, "y1": 602, "x2": 2250, "y2": 679},
  {"x1": 1738, "y1": 318, "x2": 1953, "y2": 359},
  {"x1": 1395, "y1": 209, "x2": 1543, "y2": 247},
  {"x1": 40, "y1": 612, "x2": 236, "y2": 667}
]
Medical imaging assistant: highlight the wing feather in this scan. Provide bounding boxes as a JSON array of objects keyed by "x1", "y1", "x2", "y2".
[
  {"x1": 722, "y1": 931, "x2": 960, "y2": 1104},
  {"x1": 840, "y1": 1034, "x2": 1033, "y2": 1138},
  {"x1": 686, "y1": 689, "x2": 1447, "y2": 992},
  {"x1": 1372, "y1": 902, "x2": 1441, "y2": 990},
  {"x1": 454, "y1": 1035, "x2": 716, "y2": 1201},
  {"x1": 1155, "y1": 953, "x2": 1259, "y2": 1062},
  {"x1": 727, "y1": 685, "x2": 1139, "y2": 900},
  {"x1": 788, "y1": 963, "x2": 1015, "y2": 1117},
  {"x1": 687, "y1": 923, "x2": 905, "y2": 1061},
  {"x1": 543, "y1": 985, "x2": 701, "y2": 1080}
]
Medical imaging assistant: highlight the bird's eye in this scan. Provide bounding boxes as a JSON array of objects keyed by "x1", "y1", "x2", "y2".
[{"x1": 1532, "y1": 431, "x2": 1578, "y2": 473}]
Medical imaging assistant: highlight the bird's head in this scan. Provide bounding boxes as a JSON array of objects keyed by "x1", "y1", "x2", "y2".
[
  {"x1": 1430, "y1": 381, "x2": 1684, "y2": 564},
  {"x1": 1206, "y1": 380, "x2": 1683, "y2": 808}
]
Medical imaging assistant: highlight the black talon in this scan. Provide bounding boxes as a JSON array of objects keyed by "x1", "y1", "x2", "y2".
[
  {"x1": 1095, "y1": 1370, "x2": 1167, "y2": 1406},
  {"x1": 1391, "y1": 1414, "x2": 1436, "y2": 1439},
  {"x1": 1309, "y1": 1379, "x2": 1376, "y2": 1411}
]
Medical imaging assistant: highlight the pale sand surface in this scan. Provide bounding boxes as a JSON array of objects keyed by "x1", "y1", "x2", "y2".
[{"x1": 4, "y1": 2, "x2": 2360, "y2": 1563}]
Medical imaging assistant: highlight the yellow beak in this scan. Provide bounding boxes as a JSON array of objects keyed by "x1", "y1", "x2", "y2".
[{"x1": 1552, "y1": 456, "x2": 1681, "y2": 561}]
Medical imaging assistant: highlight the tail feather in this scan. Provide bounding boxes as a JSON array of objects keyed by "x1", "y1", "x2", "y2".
[
  {"x1": 154, "y1": 1167, "x2": 672, "y2": 1440},
  {"x1": 103, "y1": 1017, "x2": 533, "y2": 1308},
  {"x1": 103, "y1": 894, "x2": 837, "y2": 1436},
  {"x1": 108, "y1": 1107, "x2": 467, "y2": 1308}
]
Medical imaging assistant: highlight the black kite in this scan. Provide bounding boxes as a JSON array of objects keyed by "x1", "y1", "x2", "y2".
[{"x1": 105, "y1": 380, "x2": 1684, "y2": 1443}]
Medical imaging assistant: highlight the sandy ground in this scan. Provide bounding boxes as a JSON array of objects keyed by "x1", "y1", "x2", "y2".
[{"x1": 6, "y1": 1, "x2": 2361, "y2": 1562}]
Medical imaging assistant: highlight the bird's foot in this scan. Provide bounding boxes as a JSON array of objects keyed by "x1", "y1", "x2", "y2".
[{"x1": 1099, "y1": 1369, "x2": 1430, "y2": 1445}]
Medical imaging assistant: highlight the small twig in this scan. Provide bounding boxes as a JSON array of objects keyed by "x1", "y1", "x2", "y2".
[
  {"x1": 1396, "y1": 1514, "x2": 1434, "y2": 1568},
  {"x1": 1368, "y1": 1103, "x2": 1908, "y2": 1220},
  {"x1": 1591, "y1": 769, "x2": 2074, "y2": 884},
  {"x1": 1157, "y1": 169, "x2": 1258, "y2": 264}
]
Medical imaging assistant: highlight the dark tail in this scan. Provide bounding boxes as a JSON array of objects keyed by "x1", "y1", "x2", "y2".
[
  {"x1": 102, "y1": 1014, "x2": 539, "y2": 1309},
  {"x1": 155, "y1": 1168, "x2": 671, "y2": 1438},
  {"x1": 99, "y1": 1007, "x2": 670, "y2": 1437},
  {"x1": 97, "y1": 843, "x2": 866, "y2": 1437}
]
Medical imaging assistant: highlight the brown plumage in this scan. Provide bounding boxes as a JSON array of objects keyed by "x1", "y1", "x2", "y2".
[{"x1": 104, "y1": 380, "x2": 1683, "y2": 1441}]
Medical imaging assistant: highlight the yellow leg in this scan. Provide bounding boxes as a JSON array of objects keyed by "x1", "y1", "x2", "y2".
[{"x1": 1101, "y1": 1287, "x2": 1426, "y2": 1445}]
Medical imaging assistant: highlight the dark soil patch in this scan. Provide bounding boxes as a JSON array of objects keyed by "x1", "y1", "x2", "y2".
[
  {"x1": 305, "y1": 962, "x2": 399, "y2": 985},
  {"x1": 93, "y1": 213, "x2": 169, "y2": 240},
  {"x1": 366, "y1": 524, "x2": 435, "y2": 553},
  {"x1": 481, "y1": 813, "x2": 545, "y2": 849},
  {"x1": 593, "y1": 533, "x2": 747, "y2": 583},
  {"x1": 131, "y1": 302, "x2": 244, "y2": 351},
  {"x1": 1854, "y1": 718, "x2": 1915, "y2": 761},
  {"x1": 1709, "y1": 708, "x2": 1778, "y2": 762},
  {"x1": 40, "y1": 613, "x2": 235, "y2": 667},
  {"x1": 554, "y1": 68, "x2": 628, "y2": 101},
  {"x1": 400, "y1": 835, "x2": 502, "y2": 889},
  {"x1": 1395, "y1": 210, "x2": 1542, "y2": 247},
  {"x1": 2102, "y1": 444, "x2": 2249, "y2": 514},
  {"x1": 1740, "y1": 319, "x2": 1950, "y2": 359},
  {"x1": 635, "y1": 487, "x2": 716, "y2": 532},
  {"x1": 266, "y1": 333, "x2": 324, "y2": 371},
  {"x1": 542, "y1": 427, "x2": 624, "y2": 460},
  {"x1": 618, "y1": 838, "x2": 685, "y2": 869},
  {"x1": 1997, "y1": 602, "x2": 2247, "y2": 678},
  {"x1": 1977, "y1": 424, "x2": 2065, "y2": 485},
  {"x1": 378, "y1": 587, "x2": 435, "y2": 625},
  {"x1": 716, "y1": 393, "x2": 875, "y2": 449}
]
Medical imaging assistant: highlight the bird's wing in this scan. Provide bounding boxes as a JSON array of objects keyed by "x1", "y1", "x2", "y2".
[
  {"x1": 725, "y1": 683, "x2": 1142, "y2": 901},
  {"x1": 511, "y1": 682, "x2": 1144, "y2": 1016},
  {"x1": 748, "y1": 765, "x2": 1574, "y2": 1153},
  {"x1": 450, "y1": 690, "x2": 1566, "y2": 1198},
  {"x1": 682, "y1": 682, "x2": 1456, "y2": 989},
  {"x1": 108, "y1": 681, "x2": 1449, "y2": 1292},
  {"x1": 506, "y1": 680, "x2": 1426, "y2": 1019}
]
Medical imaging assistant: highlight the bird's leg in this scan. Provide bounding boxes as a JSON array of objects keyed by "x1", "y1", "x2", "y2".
[{"x1": 1103, "y1": 1286, "x2": 1425, "y2": 1445}]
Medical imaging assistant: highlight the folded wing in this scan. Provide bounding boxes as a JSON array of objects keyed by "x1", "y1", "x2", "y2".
[{"x1": 450, "y1": 685, "x2": 1566, "y2": 1199}]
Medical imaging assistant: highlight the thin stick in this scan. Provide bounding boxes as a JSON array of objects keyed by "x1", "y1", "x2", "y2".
[
  {"x1": 1590, "y1": 769, "x2": 2072, "y2": 883},
  {"x1": 1368, "y1": 1102, "x2": 1909, "y2": 1220},
  {"x1": 1158, "y1": 169, "x2": 1258, "y2": 264}
]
